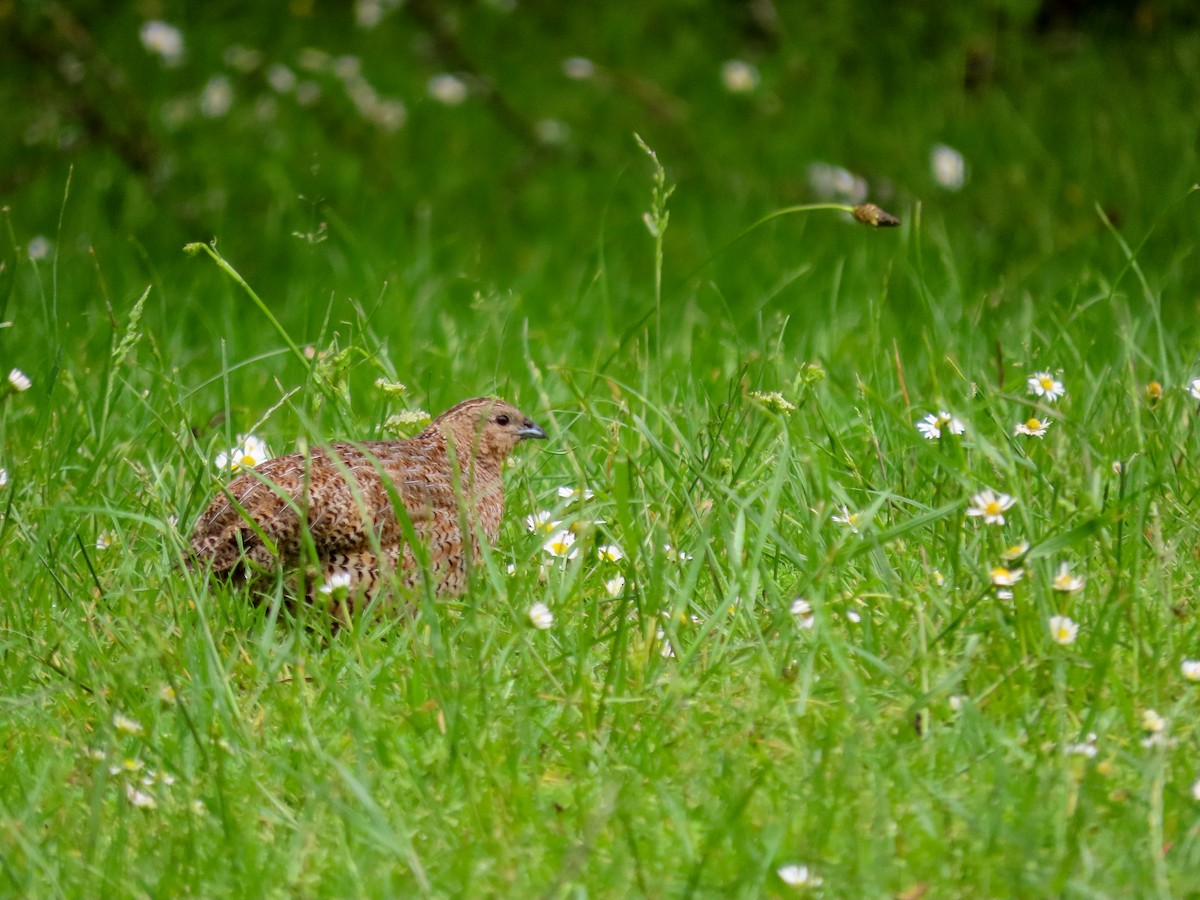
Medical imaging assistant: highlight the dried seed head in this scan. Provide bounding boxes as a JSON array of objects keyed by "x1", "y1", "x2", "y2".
[{"x1": 852, "y1": 203, "x2": 901, "y2": 228}]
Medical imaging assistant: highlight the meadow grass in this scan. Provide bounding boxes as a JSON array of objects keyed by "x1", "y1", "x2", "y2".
[{"x1": 4, "y1": 6, "x2": 1200, "y2": 898}]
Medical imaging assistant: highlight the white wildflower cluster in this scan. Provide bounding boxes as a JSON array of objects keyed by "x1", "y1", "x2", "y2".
[
  {"x1": 288, "y1": 52, "x2": 405, "y2": 131},
  {"x1": 1139, "y1": 709, "x2": 1174, "y2": 749},
  {"x1": 374, "y1": 378, "x2": 408, "y2": 395},
  {"x1": 748, "y1": 390, "x2": 796, "y2": 414},
  {"x1": 100, "y1": 712, "x2": 182, "y2": 811},
  {"x1": 806, "y1": 161, "x2": 868, "y2": 204},
  {"x1": 518, "y1": 484, "x2": 638, "y2": 623},
  {"x1": 382, "y1": 410, "x2": 432, "y2": 436}
]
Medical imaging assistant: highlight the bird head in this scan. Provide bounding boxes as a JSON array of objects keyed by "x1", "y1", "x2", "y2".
[{"x1": 432, "y1": 397, "x2": 547, "y2": 463}]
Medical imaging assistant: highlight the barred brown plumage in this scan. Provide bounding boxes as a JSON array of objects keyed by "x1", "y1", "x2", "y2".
[{"x1": 188, "y1": 397, "x2": 547, "y2": 615}]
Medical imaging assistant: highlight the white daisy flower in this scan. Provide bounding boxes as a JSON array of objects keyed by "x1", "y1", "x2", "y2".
[
  {"x1": 0, "y1": 468, "x2": 8, "y2": 488},
  {"x1": 655, "y1": 629, "x2": 675, "y2": 658},
  {"x1": 776, "y1": 863, "x2": 823, "y2": 887},
  {"x1": 96, "y1": 530, "x2": 115, "y2": 551},
  {"x1": 113, "y1": 713, "x2": 143, "y2": 736},
  {"x1": 7, "y1": 369, "x2": 31, "y2": 392},
  {"x1": 1189, "y1": 377, "x2": 1200, "y2": 401},
  {"x1": 1052, "y1": 563, "x2": 1085, "y2": 593},
  {"x1": 562, "y1": 57, "x2": 596, "y2": 80},
  {"x1": 597, "y1": 544, "x2": 624, "y2": 563},
  {"x1": 427, "y1": 73, "x2": 468, "y2": 105},
  {"x1": 915, "y1": 410, "x2": 965, "y2": 440},
  {"x1": 721, "y1": 59, "x2": 760, "y2": 94},
  {"x1": 1064, "y1": 734, "x2": 1098, "y2": 758},
  {"x1": 267, "y1": 64, "x2": 296, "y2": 93},
  {"x1": 930, "y1": 143, "x2": 966, "y2": 191},
  {"x1": 604, "y1": 575, "x2": 625, "y2": 597},
  {"x1": 125, "y1": 783, "x2": 157, "y2": 809},
  {"x1": 543, "y1": 530, "x2": 578, "y2": 559},
  {"x1": 1181, "y1": 659, "x2": 1200, "y2": 682},
  {"x1": 27, "y1": 237, "x2": 50, "y2": 261},
  {"x1": 1141, "y1": 709, "x2": 1166, "y2": 733},
  {"x1": 214, "y1": 434, "x2": 272, "y2": 473},
  {"x1": 199, "y1": 76, "x2": 233, "y2": 118},
  {"x1": 990, "y1": 566, "x2": 1023, "y2": 587},
  {"x1": 966, "y1": 489, "x2": 1016, "y2": 525},
  {"x1": 139, "y1": 20, "x2": 185, "y2": 66},
  {"x1": 789, "y1": 598, "x2": 815, "y2": 629},
  {"x1": 1048, "y1": 615, "x2": 1079, "y2": 646},
  {"x1": 557, "y1": 485, "x2": 594, "y2": 503},
  {"x1": 1014, "y1": 416, "x2": 1051, "y2": 438},
  {"x1": 528, "y1": 602, "x2": 554, "y2": 630},
  {"x1": 110, "y1": 758, "x2": 144, "y2": 775},
  {"x1": 525, "y1": 511, "x2": 560, "y2": 534},
  {"x1": 1027, "y1": 371, "x2": 1066, "y2": 402},
  {"x1": 317, "y1": 571, "x2": 352, "y2": 598},
  {"x1": 1000, "y1": 541, "x2": 1030, "y2": 562},
  {"x1": 832, "y1": 507, "x2": 862, "y2": 533}
]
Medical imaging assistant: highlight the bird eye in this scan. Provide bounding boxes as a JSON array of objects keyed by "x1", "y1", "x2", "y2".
[{"x1": 496, "y1": 414, "x2": 510, "y2": 426}]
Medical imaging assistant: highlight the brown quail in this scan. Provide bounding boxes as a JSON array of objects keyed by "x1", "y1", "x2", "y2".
[{"x1": 189, "y1": 397, "x2": 546, "y2": 614}]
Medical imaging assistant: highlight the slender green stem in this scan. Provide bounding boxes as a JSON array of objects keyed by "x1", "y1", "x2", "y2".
[{"x1": 185, "y1": 241, "x2": 311, "y2": 372}]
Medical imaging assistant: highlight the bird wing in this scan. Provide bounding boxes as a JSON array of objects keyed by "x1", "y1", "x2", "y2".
[{"x1": 190, "y1": 444, "x2": 400, "y2": 575}]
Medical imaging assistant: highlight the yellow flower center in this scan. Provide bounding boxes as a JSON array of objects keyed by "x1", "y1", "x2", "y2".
[
  {"x1": 1040, "y1": 376, "x2": 1054, "y2": 390},
  {"x1": 551, "y1": 541, "x2": 569, "y2": 555},
  {"x1": 984, "y1": 500, "x2": 1002, "y2": 516},
  {"x1": 1026, "y1": 418, "x2": 1041, "y2": 430},
  {"x1": 240, "y1": 454, "x2": 257, "y2": 468}
]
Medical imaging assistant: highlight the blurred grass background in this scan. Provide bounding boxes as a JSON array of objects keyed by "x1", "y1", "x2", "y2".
[{"x1": 4, "y1": 0, "x2": 1199, "y2": 396}]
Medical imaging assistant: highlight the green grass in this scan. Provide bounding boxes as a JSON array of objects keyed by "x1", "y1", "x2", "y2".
[{"x1": 4, "y1": 4, "x2": 1200, "y2": 897}]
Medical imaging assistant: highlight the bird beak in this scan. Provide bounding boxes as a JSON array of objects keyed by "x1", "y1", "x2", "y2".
[{"x1": 517, "y1": 421, "x2": 547, "y2": 441}]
